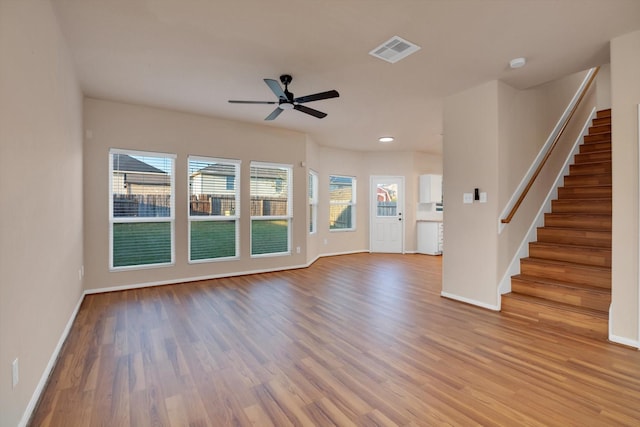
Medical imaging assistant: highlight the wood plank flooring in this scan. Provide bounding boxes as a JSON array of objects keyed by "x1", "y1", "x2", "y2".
[{"x1": 30, "y1": 254, "x2": 640, "y2": 426}]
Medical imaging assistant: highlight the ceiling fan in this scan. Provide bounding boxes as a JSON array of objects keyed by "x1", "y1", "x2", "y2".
[{"x1": 229, "y1": 74, "x2": 339, "y2": 120}]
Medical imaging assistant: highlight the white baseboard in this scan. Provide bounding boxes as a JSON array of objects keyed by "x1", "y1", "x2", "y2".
[
  {"x1": 85, "y1": 249, "x2": 370, "y2": 295},
  {"x1": 608, "y1": 334, "x2": 640, "y2": 350},
  {"x1": 85, "y1": 263, "x2": 311, "y2": 294},
  {"x1": 440, "y1": 291, "x2": 500, "y2": 311},
  {"x1": 317, "y1": 249, "x2": 369, "y2": 259},
  {"x1": 19, "y1": 293, "x2": 85, "y2": 427}
]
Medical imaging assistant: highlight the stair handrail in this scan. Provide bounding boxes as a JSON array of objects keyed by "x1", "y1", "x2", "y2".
[{"x1": 500, "y1": 66, "x2": 600, "y2": 225}]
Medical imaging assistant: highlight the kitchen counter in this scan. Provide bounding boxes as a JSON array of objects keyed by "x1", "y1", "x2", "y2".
[{"x1": 416, "y1": 211, "x2": 443, "y2": 222}]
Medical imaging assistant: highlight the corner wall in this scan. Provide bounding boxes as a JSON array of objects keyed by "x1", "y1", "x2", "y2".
[
  {"x1": 0, "y1": 1, "x2": 84, "y2": 426},
  {"x1": 610, "y1": 30, "x2": 640, "y2": 346}
]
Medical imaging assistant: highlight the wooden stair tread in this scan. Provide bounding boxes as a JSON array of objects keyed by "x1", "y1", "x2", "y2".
[
  {"x1": 592, "y1": 117, "x2": 611, "y2": 126},
  {"x1": 528, "y1": 242, "x2": 611, "y2": 267},
  {"x1": 545, "y1": 212, "x2": 611, "y2": 218},
  {"x1": 536, "y1": 227, "x2": 611, "y2": 248},
  {"x1": 551, "y1": 198, "x2": 612, "y2": 203},
  {"x1": 502, "y1": 293, "x2": 609, "y2": 320},
  {"x1": 569, "y1": 159, "x2": 611, "y2": 166},
  {"x1": 583, "y1": 141, "x2": 611, "y2": 145},
  {"x1": 563, "y1": 174, "x2": 612, "y2": 186},
  {"x1": 558, "y1": 190, "x2": 611, "y2": 196},
  {"x1": 512, "y1": 274, "x2": 611, "y2": 295},
  {"x1": 551, "y1": 199, "x2": 612, "y2": 211},
  {"x1": 574, "y1": 149, "x2": 611, "y2": 158},
  {"x1": 560, "y1": 184, "x2": 611, "y2": 187},
  {"x1": 588, "y1": 129, "x2": 611, "y2": 136},
  {"x1": 538, "y1": 226, "x2": 612, "y2": 239},
  {"x1": 530, "y1": 241, "x2": 611, "y2": 252},
  {"x1": 580, "y1": 140, "x2": 610, "y2": 147},
  {"x1": 511, "y1": 274, "x2": 611, "y2": 312},
  {"x1": 521, "y1": 257, "x2": 611, "y2": 273},
  {"x1": 544, "y1": 213, "x2": 611, "y2": 221},
  {"x1": 565, "y1": 173, "x2": 611, "y2": 178},
  {"x1": 574, "y1": 155, "x2": 611, "y2": 164},
  {"x1": 540, "y1": 225, "x2": 611, "y2": 231}
]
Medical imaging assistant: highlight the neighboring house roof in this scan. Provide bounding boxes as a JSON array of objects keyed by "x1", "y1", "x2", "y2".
[
  {"x1": 113, "y1": 154, "x2": 166, "y2": 174},
  {"x1": 192, "y1": 163, "x2": 236, "y2": 177}
]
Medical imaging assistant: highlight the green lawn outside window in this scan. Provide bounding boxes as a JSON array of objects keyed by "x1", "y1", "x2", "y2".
[
  {"x1": 190, "y1": 220, "x2": 236, "y2": 260},
  {"x1": 113, "y1": 222, "x2": 172, "y2": 267},
  {"x1": 251, "y1": 220, "x2": 289, "y2": 255}
]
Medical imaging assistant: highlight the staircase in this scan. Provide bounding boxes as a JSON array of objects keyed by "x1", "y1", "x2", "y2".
[{"x1": 501, "y1": 109, "x2": 612, "y2": 340}]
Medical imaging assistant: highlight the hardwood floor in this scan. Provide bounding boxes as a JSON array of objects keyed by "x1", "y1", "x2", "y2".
[{"x1": 30, "y1": 254, "x2": 640, "y2": 426}]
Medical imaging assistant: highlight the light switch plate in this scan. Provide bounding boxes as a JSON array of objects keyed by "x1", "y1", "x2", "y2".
[
  {"x1": 463, "y1": 193, "x2": 473, "y2": 204},
  {"x1": 479, "y1": 192, "x2": 487, "y2": 203}
]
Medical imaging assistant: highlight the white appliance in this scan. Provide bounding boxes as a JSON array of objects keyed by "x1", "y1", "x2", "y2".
[{"x1": 417, "y1": 221, "x2": 443, "y2": 255}]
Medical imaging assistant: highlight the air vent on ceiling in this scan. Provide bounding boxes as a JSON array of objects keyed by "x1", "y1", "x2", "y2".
[{"x1": 369, "y1": 36, "x2": 421, "y2": 64}]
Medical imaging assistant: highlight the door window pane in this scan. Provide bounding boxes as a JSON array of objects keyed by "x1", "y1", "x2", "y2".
[{"x1": 376, "y1": 183, "x2": 398, "y2": 217}]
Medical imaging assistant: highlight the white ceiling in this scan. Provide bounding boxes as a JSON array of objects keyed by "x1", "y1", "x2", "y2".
[{"x1": 51, "y1": 0, "x2": 640, "y2": 153}]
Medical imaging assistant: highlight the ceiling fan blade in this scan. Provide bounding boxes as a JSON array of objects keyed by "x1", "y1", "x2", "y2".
[
  {"x1": 294, "y1": 90, "x2": 340, "y2": 104},
  {"x1": 265, "y1": 107, "x2": 283, "y2": 121},
  {"x1": 294, "y1": 104, "x2": 327, "y2": 119},
  {"x1": 228, "y1": 100, "x2": 277, "y2": 104},
  {"x1": 264, "y1": 79, "x2": 287, "y2": 101}
]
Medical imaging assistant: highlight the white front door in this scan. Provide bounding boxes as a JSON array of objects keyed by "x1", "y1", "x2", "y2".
[{"x1": 370, "y1": 176, "x2": 404, "y2": 253}]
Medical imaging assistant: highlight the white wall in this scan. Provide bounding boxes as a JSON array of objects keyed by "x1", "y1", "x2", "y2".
[
  {"x1": 443, "y1": 80, "x2": 501, "y2": 308},
  {"x1": 0, "y1": 1, "x2": 84, "y2": 426},
  {"x1": 596, "y1": 63, "x2": 612, "y2": 110},
  {"x1": 610, "y1": 30, "x2": 640, "y2": 346}
]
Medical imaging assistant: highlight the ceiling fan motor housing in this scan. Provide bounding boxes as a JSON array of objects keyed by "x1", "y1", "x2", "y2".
[
  {"x1": 280, "y1": 75, "x2": 294, "y2": 101},
  {"x1": 279, "y1": 74, "x2": 293, "y2": 85}
]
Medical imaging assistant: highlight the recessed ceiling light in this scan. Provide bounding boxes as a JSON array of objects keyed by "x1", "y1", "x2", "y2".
[
  {"x1": 509, "y1": 57, "x2": 526, "y2": 69},
  {"x1": 379, "y1": 136, "x2": 395, "y2": 143}
]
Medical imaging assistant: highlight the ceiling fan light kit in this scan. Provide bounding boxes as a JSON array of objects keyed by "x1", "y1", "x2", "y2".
[{"x1": 229, "y1": 74, "x2": 339, "y2": 120}]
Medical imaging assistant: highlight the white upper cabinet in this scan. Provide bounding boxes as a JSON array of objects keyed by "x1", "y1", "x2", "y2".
[{"x1": 419, "y1": 174, "x2": 442, "y2": 204}]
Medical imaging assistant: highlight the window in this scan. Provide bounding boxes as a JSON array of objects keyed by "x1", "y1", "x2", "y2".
[
  {"x1": 329, "y1": 175, "x2": 356, "y2": 230},
  {"x1": 309, "y1": 171, "x2": 318, "y2": 234},
  {"x1": 188, "y1": 156, "x2": 240, "y2": 262},
  {"x1": 250, "y1": 162, "x2": 292, "y2": 256},
  {"x1": 109, "y1": 149, "x2": 175, "y2": 269}
]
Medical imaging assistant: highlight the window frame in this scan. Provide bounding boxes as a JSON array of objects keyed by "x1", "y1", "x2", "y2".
[
  {"x1": 109, "y1": 148, "x2": 176, "y2": 271},
  {"x1": 329, "y1": 175, "x2": 356, "y2": 232},
  {"x1": 250, "y1": 161, "x2": 293, "y2": 258},
  {"x1": 187, "y1": 155, "x2": 241, "y2": 264},
  {"x1": 309, "y1": 170, "x2": 318, "y2": 234}
]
